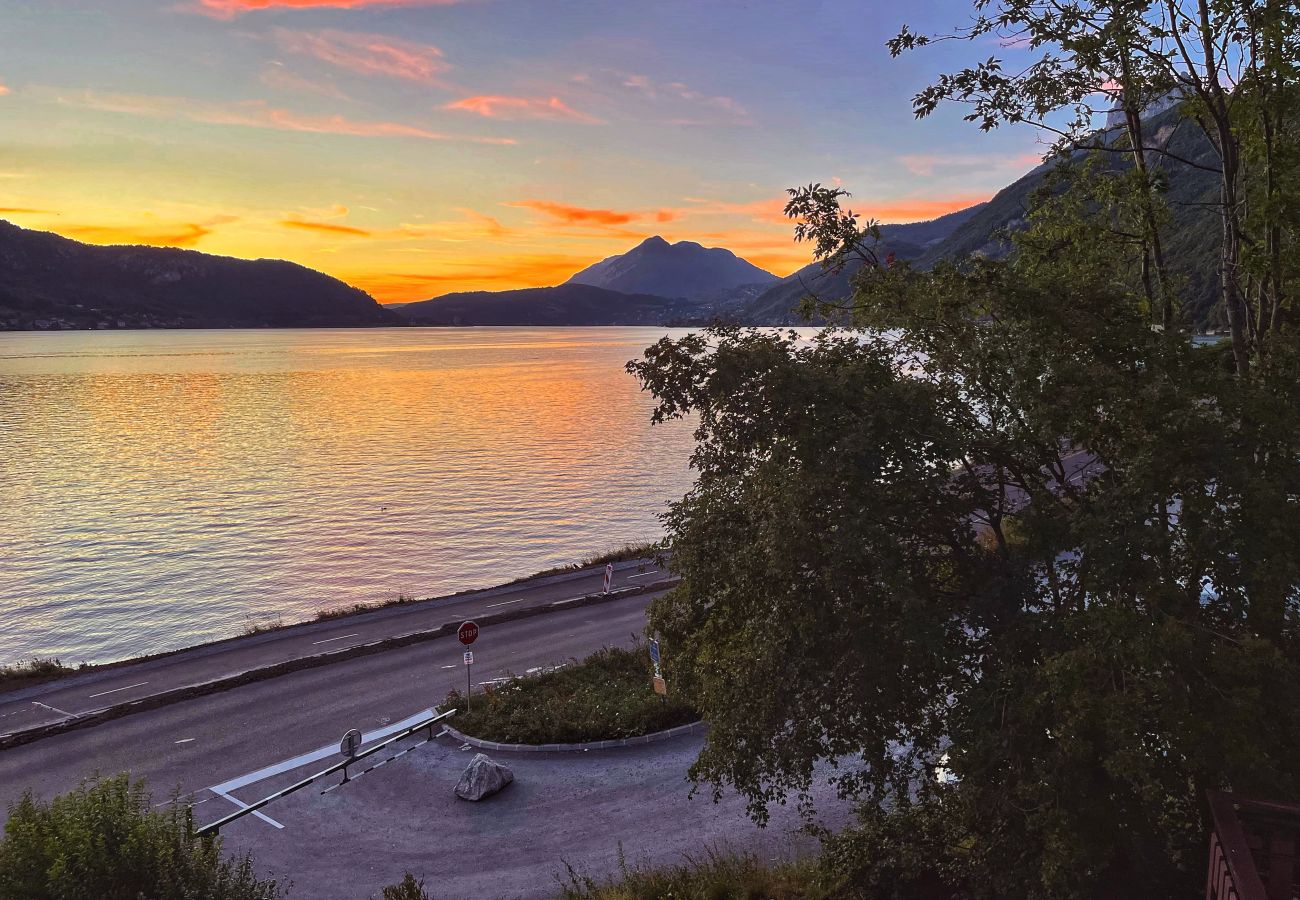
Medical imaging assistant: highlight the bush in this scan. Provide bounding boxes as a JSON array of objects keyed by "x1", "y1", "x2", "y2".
[
  {"x1": 0, "y1": 775, "x2": 284, "y2": 900},
  {"x1": 378, "y1": 872, "x2": 432, "y2": 899},
  {"x1": 0, "y1": 657, "x2": 74, "y2": 691},
  {"x1": 558, "y1": 846, "x2": 830, "y2": 900},
  {"x1": 445, "y1": 644, "x2": 696, "y2": 744}
]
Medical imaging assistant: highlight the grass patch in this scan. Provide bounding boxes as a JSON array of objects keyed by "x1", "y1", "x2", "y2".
[
  {"x1": 0, "y1": 657, "x2": 77, "y2": 692},
  {"x1": 523, "y1": 542, "x2": 664, "y2": 582},
  {"x1": 558, "y1": 846, "x2": 831, "y2": 900},
  {"x1": 315, "y1": 592, "x2": 420, "y2": 622},
  {"x1": 445, "y1": 643, "x2": 696, "y2": 744}
]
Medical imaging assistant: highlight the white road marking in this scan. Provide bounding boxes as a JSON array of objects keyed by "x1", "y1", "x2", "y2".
[
  {"x1": 440, "y1": 665, "x2": 456, "y2": 669},
  {"x1": 626, "y1": 570, "x2": 660, "y2": 579},
  {"x1": 311, "y1": 633, "x2": 359, "y2": 645},
  {"x1": 88, "y1": 681, "x2": 148, "y2": 699},
  {"x1": 32, "y1": 700, "x2": 73, "y2": 717},
  {"x1": 210, "y1": 708, "x2": 437, "y2": 794},
  {"x1": 549, "y1": 596, "x2": 585, "y2": 607},
  {"x1": 211, "y1": 789, "x2": 284, "y2": 830},
  {"x1": 484, "y1": 598, "x2": 526, "y2": 608},
  {"x1": 175, "y1": 738, "x2": 195, "y2": 744}
]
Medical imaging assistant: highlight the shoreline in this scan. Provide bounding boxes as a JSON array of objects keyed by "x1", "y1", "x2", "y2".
[{"x1": 1, "y1": 545, "x2": 663, "y2": 696}]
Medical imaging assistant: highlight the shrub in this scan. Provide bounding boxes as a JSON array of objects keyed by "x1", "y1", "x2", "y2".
[
  {"x1": 445, "y1": 643, "x2": 695, "y2": 744},
  {"x1": 558, "y1": 846, "x2": 829, "y2": 900},
  {"x1": 378, "y1": 872, "x2": 432, "y2": 899},
  {"x1": 0, "y1": 774, "x2": 283, "y2": 900},
  {"x1": 0, "y1": 657, "x2": 74, "y2": 691}
]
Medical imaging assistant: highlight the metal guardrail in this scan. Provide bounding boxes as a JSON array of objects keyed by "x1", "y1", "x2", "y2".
[{"x1": 195, "y1": 709, "x2": 454, "y2": 836}]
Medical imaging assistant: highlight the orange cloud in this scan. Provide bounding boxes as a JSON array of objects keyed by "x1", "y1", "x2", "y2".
[
  {"x1": 444, "y1": 95, "x2": 602, "y2": 124},
  {"x1": 506, "y1": 199, "x2": 678, "y2": 228},
  {"x1": 192, "y1": 0, "x2": 469, "y2": 18},
  {"x1": 51, "y1": 88, "x2": 516, "y2": 145},
  {"x1": 682, "y1": 195, "x2": 789, "y2": 224},
  {"x1": 869, "y1": 194, "x2": 992, "y2": 223},
  {"x1": 281, "y1": 218, "x2": 372, "y2": 236},
  {"x1": 0, "y1": 207, "x2": 47, "y2": 214},
  {"x1": 62, "y1": 222, "x2": 214, "y2": 247},
  {"x1": 347, "y1": 254, "x2": 596, "y2": 302},
  {"x1": 0, "y1": 84, "x2": 9, "y2": 97},
  {"x1": 273, "y1": 29, "x2": 448, "y2": 83}
]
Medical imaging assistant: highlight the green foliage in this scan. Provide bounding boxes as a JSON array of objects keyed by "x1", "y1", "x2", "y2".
[
  {"x1": 0, "y1": 774, "x2": 283, "y2": 900},
  {"x1": 445, "y1": 644, "x2": 696, "y2": 745},
  {"x1": 0, "y1": 657, "x2": 74, "y2": 692},
  {"x1": 629, "y1": 170, "x2": 1300, "y2": 895},
  {"x1": 378, "y1": 872, "x2": 432, "y2": 900},
  {"x1": 558, "y1": 846, "x2": 830, "y2": 900}
]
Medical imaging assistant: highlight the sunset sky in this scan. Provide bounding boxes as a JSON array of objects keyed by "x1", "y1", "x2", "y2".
[{"x1": 0, "y1": 0, "x2": 1050, "y2": 302}]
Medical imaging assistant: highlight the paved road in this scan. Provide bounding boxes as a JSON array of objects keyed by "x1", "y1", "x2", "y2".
[
  {"x1": 0, "y1": 558, "x2": 666, "y2": 739},
  {"x1": 0, "y1": 590, "x2": 656, "y2": 820}
]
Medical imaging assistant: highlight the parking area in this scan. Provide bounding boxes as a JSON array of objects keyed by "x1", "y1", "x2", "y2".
[{"x1": 205, "y1": 725, "x2": 852, "y2": 899}]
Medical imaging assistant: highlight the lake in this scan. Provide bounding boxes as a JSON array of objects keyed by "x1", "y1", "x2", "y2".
[{"x1": 0, "y1": 327, "x2": 697, "y2": 665}]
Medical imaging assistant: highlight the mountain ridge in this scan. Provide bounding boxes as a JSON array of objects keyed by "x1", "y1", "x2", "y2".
[
  {"x1": 565, "y1": 235, "x2": 777, "y2": 298},
  {"x1": 0, "y1": 220, "x2": 398, "y2": 330}
]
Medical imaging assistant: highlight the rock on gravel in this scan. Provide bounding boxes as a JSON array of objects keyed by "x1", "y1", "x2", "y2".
[{"x1": 454, "y1": 753, "x2": 514, "y2": 801}]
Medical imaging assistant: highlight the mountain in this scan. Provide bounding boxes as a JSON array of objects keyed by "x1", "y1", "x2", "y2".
[
  {"x1": 739, "y1": 102, "x2": 1222, "y2": 328},
  {"x1": 400, "y1": 283, "x2": 700, "y2": 326},
  {"x1": 0, "y1": 220, "x2": 398, "y2": 330},
  {"x1": 566, "y1": 235, "x2": 777, "y2": 298},
  {"x1": 739, "y1": 203, "x2": 990, "y2": 324}
]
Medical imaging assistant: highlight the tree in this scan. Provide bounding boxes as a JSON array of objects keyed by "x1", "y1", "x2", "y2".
[
  {"x1": 0, "y1": 775, "x2": 283, "y2": 900},
  {"x1": 889, "y1": 0, "x2": 1300, "y2": 374},
  {"x1": 630, "y1": 175, "x2": 1300, "y2": 895}
]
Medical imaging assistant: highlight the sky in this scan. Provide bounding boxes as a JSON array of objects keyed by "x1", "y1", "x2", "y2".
[{"x1": 0, "y1": 0, "x2": 1050, "y2": 302}]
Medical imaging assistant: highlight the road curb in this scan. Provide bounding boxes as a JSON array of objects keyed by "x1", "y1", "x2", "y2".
[
  {"x1": 0, "y1": 578, "x2": 679, "y2": 752},
  {"x1": 1, "y1": 558, "x2": 666, "y2": 705},
  {"x1": 442, "y1": 720, "x2": 705, "y2": 753}
]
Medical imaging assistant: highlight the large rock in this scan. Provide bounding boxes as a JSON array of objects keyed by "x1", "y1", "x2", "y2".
[{"x1": 454, "y1": 753, "x2": 514, "y2": 801}]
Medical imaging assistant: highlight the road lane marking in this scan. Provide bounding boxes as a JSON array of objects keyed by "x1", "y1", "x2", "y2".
[
  {"x1": 88, "y1": 681, "x2": 148, "y2": 699},
  {"x1": 626, "y1": 570, "x2": 660, "y2": 579},
  {"x1": 440, "y1": 665, "x2": 456, "y2": 669},
  {"x1": 175, "y1": 738, "x2": 195, "y2": 744},
  {"x1": 311, "y1": 633, "x2": 359, "y2": 645},
  {"x1": 549, "y1": 595, "x2": 587, "y2": 607},
  {"x1": 210, "y1": 707, "x2": 436, "y2": 794},
  {"x1": 484, "y1": 598, "x2": 526, "y2": 608},
  {"x1": 32, "y1": 701, "x2": 73, "y2": 717},
  {"x1": 211, "y1": 789, "x2": 284, "y2": 830}
]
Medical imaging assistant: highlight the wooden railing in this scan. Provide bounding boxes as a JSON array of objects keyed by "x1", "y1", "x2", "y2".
[{"x1": 1206, "y1": 791, "x2": 1300, "y2": 900}]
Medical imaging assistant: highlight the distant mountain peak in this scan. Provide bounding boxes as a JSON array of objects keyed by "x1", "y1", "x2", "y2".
[{"x1": 566, "y1": 236, "x2": 776, "y2": 299}]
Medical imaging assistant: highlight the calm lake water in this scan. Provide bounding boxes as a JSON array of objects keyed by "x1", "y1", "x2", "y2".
[{"x1": 0, "y1": 327, "x2": 698, "y2": 665}]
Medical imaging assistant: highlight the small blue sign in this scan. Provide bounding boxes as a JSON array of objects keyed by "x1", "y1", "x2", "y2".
[{"x1": 649, "y1": 639, "x2": 661, "y2": 665}]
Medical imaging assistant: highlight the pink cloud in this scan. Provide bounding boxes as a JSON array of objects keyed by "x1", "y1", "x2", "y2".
[
  {"x1": 190, "y1": 0, "x2": 470, "y2": 19},
  {"x1": 443, "y1": 95, "x2": 602, "y2": 124},
  {"x1": 52, "y1": 88, "x2": 516, "y2": 145},
  {"x1": 0, "y1": 83, "x2": 9, "y2": 97},
  {"x1": 273, "y1": 29, "x2": 448, "y2": 84},
  {"x1": 260, "y1": 64, "x2": 352, "y2": 101},
  {"x1": 898, "y1": 152, "x2": 1044, "y2": 177}
]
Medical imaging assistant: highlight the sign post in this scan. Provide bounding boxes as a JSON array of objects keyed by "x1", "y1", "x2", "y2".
[
  {"x1": 649, "y1": 639, "x2": 666, "y2": 698},
  {"x1": 458, "y1": 621, "x2": 478, "y2": 712},
  {"x1": 604, "y1": 562, "x2": 614, "y2": 594},
  {"x1": 339, "y1": 728, "x2": 362, "y2": 783}
]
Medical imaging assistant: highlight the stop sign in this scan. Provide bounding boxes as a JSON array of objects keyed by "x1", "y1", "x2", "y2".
[{"x1": 458, "y1": 621, "x2": 479, "y2": 645}]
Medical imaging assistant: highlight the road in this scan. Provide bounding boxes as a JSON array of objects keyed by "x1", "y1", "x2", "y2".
[
  {"x1": 0, "y1": 590, "x2": 656, "y2": 820},
  {"x1": 0, "y1": 558, "x2": 666, "y2": 740}
]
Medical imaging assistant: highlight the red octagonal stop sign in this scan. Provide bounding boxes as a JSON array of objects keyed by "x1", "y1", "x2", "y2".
[{"x1": 458, "y1": 621, "x2": 479, "y2": 646}]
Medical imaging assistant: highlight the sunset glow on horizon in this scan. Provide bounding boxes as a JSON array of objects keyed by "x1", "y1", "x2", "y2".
[{"x1": 0, "y1": 1, "x2": 1047, "y2": 303}]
